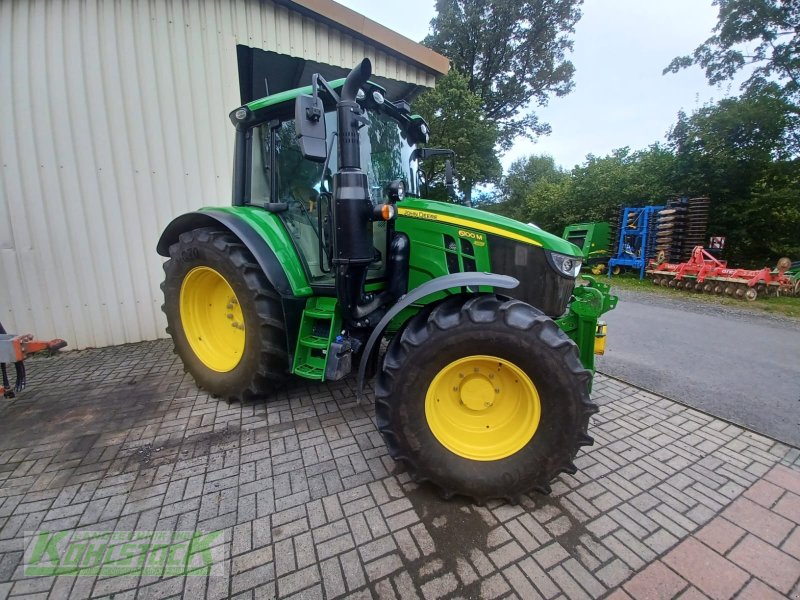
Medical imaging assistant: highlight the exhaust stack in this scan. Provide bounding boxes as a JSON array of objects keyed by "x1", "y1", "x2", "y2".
[{"x1": 332, "y1": 59, "x2": 379, "y2": 325}]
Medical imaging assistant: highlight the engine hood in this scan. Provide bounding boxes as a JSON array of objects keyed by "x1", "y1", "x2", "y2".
[{"x1": 396, "y1": 198, "x2": 582, "y2": 257}]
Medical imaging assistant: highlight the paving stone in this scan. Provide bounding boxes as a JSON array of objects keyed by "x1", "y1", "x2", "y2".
[
  {"x1": 765, "y1": 464, "x2": 800, "y2": 495},
  {"x1": 623, "y1": 560, "x2": 687, "y2": 600},
  {"x1": 3, "y1": 343, "x2": 798, "y2": 600},
  {"x1": 742, "y1": 479, "x2": 784, "y2": 508},
  {"x1": 727, "y1": 534, "x2": 800, "y2": 594},
  {"x1": 420, "y1": 573, "x2": 457, "y2": 600},
  {"x1": 736, "y1": 578, "x2": 788, "y2": 600},
  {"x1": 663, "y1": 538, "x2": 749, "y2": 600},
  {"x1": 532, "y1": 542, "x2": 569, "y2": 570},
  {"x1": 773, "y1": 491, "x2": 800, "y2": 524},
  {"x1": 595, "y1": 558, "x2": 632, "y2": 588},
  {"x1": 781, "y1": 526, "x2": 800, "y2": 560},
  {"x1": 722, "y1": 497, "x2": 793, "y2": 545},
  {"x1": 693, "y1": 518, "x2": 744, "y2": 555},
  {"x1": 277, "y1": 564, "x2": 320, "y2": 597}
]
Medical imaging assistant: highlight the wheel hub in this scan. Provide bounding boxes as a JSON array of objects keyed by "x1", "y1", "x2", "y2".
[
  {"x1": 425, "y1": 355, "x2": 541, "y2": 461},
  {"x1": 179, "y1": 266, "x2": 245, "y2": 372},
  {"x1": 459, "y1": 374, "x2": 496, "y2": 411}
]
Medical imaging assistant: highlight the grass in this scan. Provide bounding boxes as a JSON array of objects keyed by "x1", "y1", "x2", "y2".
[{"x1": 594, "y1": 272, "x2": 800, "y2": 319}]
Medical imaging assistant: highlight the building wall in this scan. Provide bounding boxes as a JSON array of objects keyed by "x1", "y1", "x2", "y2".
[{"x1": 0, "y1": 0, "x2": 436, "y2": 349}]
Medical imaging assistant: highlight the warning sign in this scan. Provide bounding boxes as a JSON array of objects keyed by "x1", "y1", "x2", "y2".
[{"x1": 709, "y1": 236, "x2": 726, "y2": 250}]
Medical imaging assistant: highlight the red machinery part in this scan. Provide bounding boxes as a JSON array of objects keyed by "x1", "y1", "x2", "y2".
[
  {"x1": 1, "y1": 332, "x2": 67, "y2": 398},
  {"x1": 0, "y1": 334, "x2": 67, "y2": 363},
  {"x1": 646, "y1": 246, "x2": 796, "y2": 298}
]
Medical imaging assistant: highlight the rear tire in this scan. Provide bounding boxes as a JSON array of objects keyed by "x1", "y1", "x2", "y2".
[
  {"x1": 375, "y1": 294, "x2": 596, "y2": 503},
  {"x1": 161, "y1": 227, "x2": 288, "y2": 400}
]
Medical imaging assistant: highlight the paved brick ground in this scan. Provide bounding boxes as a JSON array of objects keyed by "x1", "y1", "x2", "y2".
[{"x1": 0, "y1": 340, "x2": 798, "y2": 599}]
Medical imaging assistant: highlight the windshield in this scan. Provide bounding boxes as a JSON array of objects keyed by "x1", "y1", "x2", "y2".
[
  {"x1": 361, "y1": 109, "x2": 418, "y2": 201},
  {"x1": 248, "y1": 106, "x2": 417, "y2": 206},
  {"x1": 248, "y1": 105, "x2": 416, "y2": 283}
]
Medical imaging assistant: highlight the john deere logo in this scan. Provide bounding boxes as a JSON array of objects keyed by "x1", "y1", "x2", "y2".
[{"x1": 458, "y1": 229, "x2": 486, "y2": 246}]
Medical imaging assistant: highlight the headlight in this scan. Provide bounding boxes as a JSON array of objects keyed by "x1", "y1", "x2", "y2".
[{"x1": 548, "y1": 252, "x2": 582, "y2": 278}]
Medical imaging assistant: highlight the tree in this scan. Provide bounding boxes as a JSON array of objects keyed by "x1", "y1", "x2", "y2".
[
  {"x1": 664, "y1": 0, "x2": 800, "y2": 106},
  {"x1": 569, "y1": 145, "x2": 679, "y2": 224},
  {"x1": 425, "y1": 0, "x2": 583, "y2": 149},
  {"x1": 500, "y1": 154, "x2": 567, "y2": 221},
  {"x1": 667, "y1": 84, "x2": 800, "y2": 263},
  {"x1": 414, "y1": 70, "x2": 503, "y2": 205}
]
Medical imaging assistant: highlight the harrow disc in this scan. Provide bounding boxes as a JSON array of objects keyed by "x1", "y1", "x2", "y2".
[{"x1": 745, "y1": 288, "x2": 758, "y2": 301}]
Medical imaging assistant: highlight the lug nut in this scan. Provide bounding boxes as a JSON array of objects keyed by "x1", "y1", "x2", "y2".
[{"x1": 227, "y1": 313, "x2": 234, "y2": 319}]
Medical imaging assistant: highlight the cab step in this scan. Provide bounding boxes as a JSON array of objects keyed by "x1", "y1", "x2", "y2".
[{"x1": 291, "y1": 297, "x2": 341, "y2": 381}]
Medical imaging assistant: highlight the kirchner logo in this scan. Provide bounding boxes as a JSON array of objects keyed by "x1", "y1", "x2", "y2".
[{"x1": 24, "y1": 530, "x2": 227, "y2": 577}]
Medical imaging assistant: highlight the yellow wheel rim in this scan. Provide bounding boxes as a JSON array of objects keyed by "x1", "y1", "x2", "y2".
[
  {"x1": 425, "y1": 355, "x2": 541, "y2": 461},
  {"x1": 179, "y1": 266, "x2": 245, "y2": 372}
]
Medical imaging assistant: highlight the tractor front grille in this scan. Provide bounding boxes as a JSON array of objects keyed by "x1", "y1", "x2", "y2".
[{"x1": 488, "y1": 235, "x2": 575, "y2": 318}]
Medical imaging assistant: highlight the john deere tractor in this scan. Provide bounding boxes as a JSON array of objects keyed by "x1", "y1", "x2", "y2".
[{"x1": 157, "y1": 59, "x2": 616, "y2": 502}]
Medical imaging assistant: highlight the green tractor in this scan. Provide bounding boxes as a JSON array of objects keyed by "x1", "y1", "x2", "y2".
[
  {"x1": 563, "y1": 222, "x2": 613, "y2": 276},
  {"x1": 157, "y1": 59, "x2": 617, "y2": 502}
]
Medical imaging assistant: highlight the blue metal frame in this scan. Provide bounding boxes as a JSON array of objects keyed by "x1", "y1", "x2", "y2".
[{"x1": 607, "y1": 205, "x2": 664, "y2": 279}]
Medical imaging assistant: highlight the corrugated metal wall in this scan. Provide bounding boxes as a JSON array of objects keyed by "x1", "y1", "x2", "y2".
[{"x1": 0, "y1": 0, "x2": 436, "y2": 349}]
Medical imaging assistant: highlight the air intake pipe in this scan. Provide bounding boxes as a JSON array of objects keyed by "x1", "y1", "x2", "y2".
[{"x1": 332, "y1": 59, "x2": 385, "y2": 326}]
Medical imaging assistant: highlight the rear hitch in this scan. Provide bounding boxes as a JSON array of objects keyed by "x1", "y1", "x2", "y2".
[{"x1": 0, "y1": 323, "x2": 67, "y2": 398}]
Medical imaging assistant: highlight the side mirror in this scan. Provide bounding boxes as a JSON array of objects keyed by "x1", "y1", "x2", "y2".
[
  {"x1": 445, "y1": 160, "x2": 455, "y2": 199},
  {"x1": 295, "y1": 94, "x2": 327, "y2": 163}
]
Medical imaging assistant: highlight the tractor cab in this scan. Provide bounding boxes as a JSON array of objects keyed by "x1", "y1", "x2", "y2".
[{"x1": 230, "y1": 75, "x2": 427, "y2": 291}]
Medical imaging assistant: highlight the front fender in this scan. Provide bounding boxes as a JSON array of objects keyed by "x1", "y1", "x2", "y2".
[
  {"x1": 356, "y1": 272, "x2": 519, "y2": 401},
  {"x1": 157, "y1": 207, "x2": 312, "y2": 298}
]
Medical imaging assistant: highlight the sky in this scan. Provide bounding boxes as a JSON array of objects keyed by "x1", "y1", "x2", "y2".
[{"x1": 338, "y1": 0, "x2": 747, "y2": 171}]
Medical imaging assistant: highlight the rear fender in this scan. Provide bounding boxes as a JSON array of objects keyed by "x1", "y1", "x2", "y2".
[
  {"x1": 157, "y1": 207, "x2": 312, "y2": 363},
  {"x1": 157, "y1": 207, "x2": 312, "y2": 298}
]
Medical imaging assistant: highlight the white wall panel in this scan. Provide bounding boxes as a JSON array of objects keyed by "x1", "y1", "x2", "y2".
[{"x1": 0, "y1": 0, "x2": 437, "y2": 348}]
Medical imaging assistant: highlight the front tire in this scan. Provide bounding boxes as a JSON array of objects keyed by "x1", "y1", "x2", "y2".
[
  {"x1": 375, "y1": 294, "x2": 596, "y2": 503},
  {"x1": 161, "y1": 227, "x2": 288, "y2": 400}
]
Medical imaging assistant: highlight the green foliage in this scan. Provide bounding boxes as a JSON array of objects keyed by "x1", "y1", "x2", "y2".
[
  {"x1": 497, "y1": 147, "x2": 678, "y2": 234},
  {"x1": 667, "y1": 84, "x2": 800, "y2": 263},
  {"x1": 500, "y1": 155, "x2": 568, "y2": 222},
  {"x1": 413, "y1": 70, "x2": 503, "y2": 204},
  {"x1": 424, "y1": 0, "x2": 583, "y2": 149},
  {"x1": 492, "y1": 86, "x2": 799, "y2": 266},
  {"x1": 664, "y1": 0, "x2": 800, "y2": 106},
  {"x1": 569, "y1": 145, "x2": 679, "y2": 223}
]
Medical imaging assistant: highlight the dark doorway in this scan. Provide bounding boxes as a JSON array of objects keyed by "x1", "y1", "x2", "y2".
[{"x1": 236, "y1": 46, "x2": 426, "y2": 105}]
